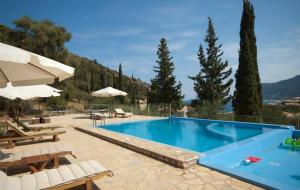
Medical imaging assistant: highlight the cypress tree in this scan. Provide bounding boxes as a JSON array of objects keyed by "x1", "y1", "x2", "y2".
[
  {"x1": 130, "y1": 74, "x2": 137, "y2": 105},
  {"x1": 112, "y1": 74, "x2": 117, "y2": 88},
  {"x1": 90, "y1": 69, "x2": 94, "y2": 92},
  {"x1": 118, "y1": 63, "x2": 124, "y2": 103},
  {"x1": 101, "y1": 67, "x2": 108, "y2": 88},
  {"x1": 148, "y1": 38, "x2": 184, "y2": 110},
  {"x1": 130, "y1": 85, "x2": 137, "y2": 105},
  {"x1": 189, "y1": 18, "x2": 233, "y2": 112},
  {"x1": 118, "y1": 63, "x2": 123, "y2": 90},
  {"x1": 233, "y1": 0, "x2": 262, "y2": 115}
]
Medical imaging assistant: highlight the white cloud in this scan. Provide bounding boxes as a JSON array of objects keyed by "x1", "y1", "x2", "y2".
[
  {"x1": 220, "y1": 40, "x2": 300, "y2": 83},
  {"x1": 146, "y1": 5, "x2": 206, "y2": 29},
  {"x1": 186, "y1": 54, "x2": 198, "y2": 62},
  {"x1": 258, "y1": 42, "x2": 300, "y2": 82},
  {"x1": 127, "y1": 43, "x2": 156, "y2": 54},
  {"x1": 169, "y1": 41, "x2": 188, "y2": 52},
  {"x1": 72, "y1": 31, "x2": 102, "y2": 41},
  {"x1": 112, "y1": 28, "x2": 143, "y2": 36},
  {"x1": 222, "y1": 42, "x2": 239, "y2": 60},
  {"x1": 174, "y1": 30, "x2": 199, "y2": 38},
  {"x1": 72, "y1": 27, "x2": 143, "y2": 43},
  {"x1": 127, "y1": 40, "x2": 188, "y2": 54}
]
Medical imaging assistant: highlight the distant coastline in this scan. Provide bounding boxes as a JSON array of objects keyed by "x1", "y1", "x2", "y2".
[{"x1": 183, "y1": 99, "x2": 299, "y2": 113}]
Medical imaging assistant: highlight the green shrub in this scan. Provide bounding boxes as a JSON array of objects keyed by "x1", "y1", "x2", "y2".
[
  {"x1": 262, "y1": 105, "x2": 285, "y2": 118},
  {"x1": 47, "y1": 96, "x2": 66, "y2": 111}
]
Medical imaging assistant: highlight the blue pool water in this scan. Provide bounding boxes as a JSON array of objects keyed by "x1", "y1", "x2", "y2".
[
  {"x1": 100, "y1": 117, "x2": 276, "y2": 152},
  {"x1": 237, "y1": 145, "x2": 300, "y2": 189},
  {"x1": 200, "y1": 128, "x2": 300, "y2": 190},
  {"x1": 100, "y1": 117, "x2": 299, "y2": 189}
]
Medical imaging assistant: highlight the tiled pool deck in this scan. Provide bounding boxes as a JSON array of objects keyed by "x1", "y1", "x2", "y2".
[
  {"x1": 75, "y1": 125, "x2": 200, "y2": 169},
  {"x1": 4, "y1": 114, "x2": 263, "y2": 190}
]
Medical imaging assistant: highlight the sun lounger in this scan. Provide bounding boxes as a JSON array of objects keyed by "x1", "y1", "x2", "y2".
[
  {"x1": 0, "y1": 121, "x2": 66, "y2": 148},
  {"x1": 0, "y1": 143, "x2": 76, "y2": 173},
  {"x1": 14, "y1": 118, "x2": 61, "y2": 132},
  {"x1": 0, "y1": 160, "x2": 114, "y2": 190},
  {"x1": 114, "y1": 108, "x2": 132, "y2": 118}
]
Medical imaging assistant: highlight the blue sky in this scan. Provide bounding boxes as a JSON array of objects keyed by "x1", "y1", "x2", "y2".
[{"x1": 1, "y1": 0, "x2": 300, "y2": 99}]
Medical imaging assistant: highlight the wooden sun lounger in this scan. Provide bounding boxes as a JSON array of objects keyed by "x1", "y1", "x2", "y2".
[
  {"x1": 0, "y1": 160, "x2": 114, "y2": 190},
  {"x1": 114, "y1": 108, "x2": 133, "y2": 118},
  {"x1": 0, "y1": 143, "x2": 76, "y2": 173},
  {"x1": 0, "y1": 121, "x2": 66, "y2": 148},
  {"x1": 14, "y1": 118, "x2": 61, "y2": 132}
]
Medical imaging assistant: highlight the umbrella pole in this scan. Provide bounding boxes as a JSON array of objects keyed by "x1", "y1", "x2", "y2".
[
  {"x1": 108, "y1": 94, "x2": 111, "y2": 118},
  {"x1": 39, "y1": 98, "x2": 41, "y2": 112}
]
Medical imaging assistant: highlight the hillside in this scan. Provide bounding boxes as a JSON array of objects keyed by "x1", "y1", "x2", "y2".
[
  {"x1": 0, "y1": 17, "x2": 149, "y2": 105},
  {"x1": 262, "y1": 75, "x2": 300, "y2": 100}
]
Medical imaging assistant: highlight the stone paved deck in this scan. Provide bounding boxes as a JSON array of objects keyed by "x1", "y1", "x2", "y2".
[
  {"x1": 75, "y1": 125, "x2": 200, "y2": 169},
  {"x1": 4, "y1": 114, "x2": 263, "y2": 190}
]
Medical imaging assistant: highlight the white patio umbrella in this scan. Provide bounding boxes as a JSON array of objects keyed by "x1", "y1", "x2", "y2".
[
  {"x1": 0, "y1": 42, "x2": 75, "y2": 88},
  {"x1": 0, "y1": 82, "x2": 61, "y2": 100},
  {"x1": 91, "y1": 87, "x2": 127, "y2": 117},
  {"x1": 0, "y1": 83, "x2": 61, "y2": 120},
  {"x1": 91, "y1": 87, "x2": 127, "y2": 97}
]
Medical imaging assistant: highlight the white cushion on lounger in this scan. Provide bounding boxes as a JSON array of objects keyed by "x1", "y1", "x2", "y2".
[
  {"x1": 0, "y1": 151, "x2": 21, "y2": 162},
  {"x1": 46, "y1": 169, "x2": 63, "y2": 186},
  {"x1": 78, "y1": 161, "x2": 95, "y2": 175},
  {"x1": 6, "y1": 176, "x2": 21, "y2": 190},
  {"x1": 88, "y1": 160, "x2": 107, "y2": 173},
  {"x1": 0, "y1": 143, "x2": 74, "y2": 163},
  {"x1": 0, "y1": 171, "x2": 7, "y2": 189},
  {"x1": 115, "y1": 108, "x2": 132, "y2": 117},
  {"x1": 56, "y1": 143, "x2": 73, "y2": 152},
  {"x1": 34, "y1": 171, "x2": 50, "y2": 189},
  {"x1": 57, "y1": 165, "x2": 76, "y2": 182},
  {"x1": 47, "y1": 146, "x2": 57, "y2": 154},
  {"x1": 0, "y1": 160, "x2": 110, "y2": 190},
  {"x1": 68, "y1": 164, "x2": 86, "y2": 179},
  {"x1": 39, "y1": 146, "x2": 49, "y2": 155},
  {"x1": 20, "y1": 175, "x2": 36, "y2": 190}
]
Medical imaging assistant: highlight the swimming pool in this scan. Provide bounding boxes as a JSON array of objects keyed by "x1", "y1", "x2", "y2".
[
  {"x1": 200, "y1": 128, "x2": 299, "y2": 190},
  {"x1": 100, "y1": 117, "x2": 297, "y2": 189},
  {"x1": 100, "y1": 117, "x2": 280, "y2": 152}
]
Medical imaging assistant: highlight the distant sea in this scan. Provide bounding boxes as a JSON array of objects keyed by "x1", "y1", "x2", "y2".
[
  {"x1": 184, "y1": 99, "x2": 280, "y2": 113},
  {"x1": 183, "y1": 99, "x2": 233, "y2": 112}
]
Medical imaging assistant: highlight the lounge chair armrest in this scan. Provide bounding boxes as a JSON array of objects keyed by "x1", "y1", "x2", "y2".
[
  {"x1": 0, "y1": 136, "x2": 35, "y2": 142},
  {"x1": 107, "y1": 170, "x2": 114, "y2": 177}
]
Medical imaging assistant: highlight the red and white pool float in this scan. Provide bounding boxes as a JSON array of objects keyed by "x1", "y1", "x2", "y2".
[{"x1": 244, "y1": 156, "x2": 261, "y2": 164}]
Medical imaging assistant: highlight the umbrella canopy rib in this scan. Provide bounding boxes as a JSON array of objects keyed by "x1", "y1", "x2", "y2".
[
  {"x1": 0, "y1": 68, "x2": 9, "y2": 88},
  {"x1": 0, "y1": 42, "x2": 75, "y2": 88},
  {"x1": 0, "y1": 83, "x2": 61, "y2": 100}
]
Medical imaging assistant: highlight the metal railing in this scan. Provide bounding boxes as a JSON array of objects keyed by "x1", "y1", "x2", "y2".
[
  {"x1": 20, "y1": 101, "x2": 300, "y2": 129},
  {"x1": 181, "y1": 111, "x2": 300, "y2": 129},
  {"x1": 86, "y1": 103, "x2": 173, "y2": 117}
]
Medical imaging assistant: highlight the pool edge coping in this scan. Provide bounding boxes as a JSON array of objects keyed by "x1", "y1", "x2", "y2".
[
  {"x1": 170, "y1": 116, "x2": 295, "y2": 130},
  {"x1": 75, "y1": 125, "x2": 200, "y2": 169}
]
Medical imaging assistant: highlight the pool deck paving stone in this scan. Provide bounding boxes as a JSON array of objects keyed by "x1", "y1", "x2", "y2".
[
  {"x1": 3, "y1": 113, "x2": 263, "y2": 190},
  {"x1": 75, "y1": 123, "x2": 200, "y2": 169}
]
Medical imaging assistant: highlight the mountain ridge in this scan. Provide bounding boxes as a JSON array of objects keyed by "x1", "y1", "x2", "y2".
[{"x1": 262, "y1": 75, "x2": 300, "y2": 100}]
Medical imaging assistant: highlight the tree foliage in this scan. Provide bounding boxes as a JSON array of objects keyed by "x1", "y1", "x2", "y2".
[
  {"x1": 0, "y1": 17, "x2": 149, "y2": 105},
  {"x1": 47, "y1": 96, "x2": 66, "y2": 111},
  {"x1": 148, "y1": 38, "x2": 184, "y2": 110},
  {"x1": 1, "y1": 16, "x2": 71, "y2": 62},
  {"x1": 118, "y1": 63, "x2": 125, "y2": 103},
  {"x1": 189, "y1": 18, "x2": 233, "y2": 113},
  {"x1": 233, "y1": 0, "x2": 262, "y2": 115}
]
